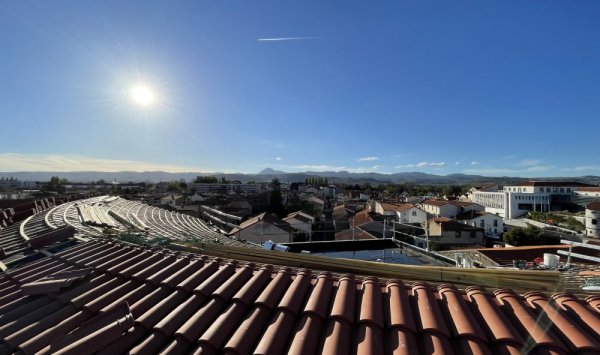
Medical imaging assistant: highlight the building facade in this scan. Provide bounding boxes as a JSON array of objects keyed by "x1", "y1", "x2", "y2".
[
  {"x1": 586, "y1": 202, "x2": 600, "y2": 238},
  {"x1": 472, "y1": 181, "x2": 595, "y2": 219}
]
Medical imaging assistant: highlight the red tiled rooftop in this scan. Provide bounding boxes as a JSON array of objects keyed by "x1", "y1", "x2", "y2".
[{"x1": 0, "y1": 240, "x2": 599, "y2": 354}]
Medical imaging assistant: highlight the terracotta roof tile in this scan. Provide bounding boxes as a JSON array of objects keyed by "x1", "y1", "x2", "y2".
[
  {"x1": 1, "y1": 239, "x2": 599, "y2": 355},
  {"x1": 287, "y1": 313, "x2": 323, "y2": 354},
  {"x1": 412, "y1": 282, "x2": 450, "y2": 337},
  {"x1": 321, "y1": 318, "x2": 353, "y2": 354}
]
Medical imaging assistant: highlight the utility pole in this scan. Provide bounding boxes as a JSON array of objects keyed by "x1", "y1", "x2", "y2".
[{"x1": 425, "y1": 219, "x2": 430, "y2": 251}]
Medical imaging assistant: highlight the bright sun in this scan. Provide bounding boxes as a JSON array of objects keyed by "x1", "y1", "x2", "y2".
[{"x1": 130, "y1": 85, "x2": 155, "y2": 106}]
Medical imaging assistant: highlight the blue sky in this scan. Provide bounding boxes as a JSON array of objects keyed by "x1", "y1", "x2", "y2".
[{"x1": 1, "y1": 1, "x2": 599, "y2": 177}]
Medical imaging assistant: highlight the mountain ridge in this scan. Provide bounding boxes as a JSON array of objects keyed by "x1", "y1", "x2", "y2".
[{"x1": 1, "y1": 170, "x2": 598, "y2": 186}]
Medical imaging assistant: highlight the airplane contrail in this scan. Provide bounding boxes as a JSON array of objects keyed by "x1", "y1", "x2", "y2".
[{"x1": 257, "y1": 36, "x2": 318, "y2": 42}]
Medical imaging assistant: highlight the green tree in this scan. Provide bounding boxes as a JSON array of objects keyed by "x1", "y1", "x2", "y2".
[
  {"x1": 267, "y1": 178, "x2": 285, "y2": 218},
  {"x1": 194, "y1": 176, "x2": 218, "y2": 183},
  {"x1": 503, "y1": 225, "x2": 560, "y2": 246},
  {"x1": 166, "y1": 181, "x2": 182, "y2": 193}
]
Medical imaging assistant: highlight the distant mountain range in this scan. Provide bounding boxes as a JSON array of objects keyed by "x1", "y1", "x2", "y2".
[{"x1": 1, "y1": 169, "x2": 599, "y2": 186}]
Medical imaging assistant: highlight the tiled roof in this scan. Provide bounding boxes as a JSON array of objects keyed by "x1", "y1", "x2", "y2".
[
  {"x1": 423, "y1": 199, "x2": 450, "y2": 207},
  {"x1": 587, "y1": 201, "x2": 600, "y2": 211},
  {"x1": 1, "y1": 240, "x2": 599, "y2": 354},
  {"x1": 578, "y1": 187, "x2": 600, "y2": 192},
  {"x1": 234, "y1": 212, "x2": 295, "y2": 234},
  {"x1": 334, "y1": 228, "x2": 376, "y2": 241},
  {"x1": 379, "y1": 203, "x2": 418, "y2": 213},
  {"x1": 350, "y1": 209, "x2": 373, "y2": 226}
]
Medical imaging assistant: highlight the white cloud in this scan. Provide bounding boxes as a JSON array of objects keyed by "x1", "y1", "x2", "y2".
[
  {"x1": 470, "y1": 161, "x2": 479, "y2": 166},
  {"x1": 0, "y1": 153, "x2": 209, "y2": 173},
  {"x1": 357, "y1": 156, "x2": 379, "y2": 162},
  {"x1": 295, "y1": 164, "x2": 348, "y2": 171},
  {"x1": 395, "y1": 161, "x2": 446, "y2": 169},
  {"x1": 518, "y1": 159, "x2": 542, "y2": 167},
  {"x1": 275, "y1": 157, "x2": 282, "y2": 161},
  {"x1": 257, "y1": 36, "x2": 318, "y2": 42},
  {"x1": 568, "y1": 165, "x2": 600, "y2": 172},
  {"x1": 455, "y1": 162, "x2": 460, "y2": 165},
  {"x1": 463, "y1": 164, "x2": 555, "y2": 176}
]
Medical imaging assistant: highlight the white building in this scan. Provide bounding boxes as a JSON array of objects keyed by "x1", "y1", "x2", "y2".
[
  {"x1": 586, "y1": 201, "x2": 600, "y2": 238},
  {"x1": 421, "y1": 200, "x2": 484, "y2": 218},
  {"x1": 373, "y1": 201, "x2": 427, "y2": 225},
  {"x1": 421, "y1": 200, "x2": 458, "y2": 217},
  {"x1": 456, "y1": 210, "x2": 504, "y2": 237},
  {"x1": 472, "y1": 181, "x2": 595, "y2": 219},
  {"x1": 395, "y1": 204, "x2": 427, "y2": 225},
  {"x1": 283, "y1": 211, "x2": 315, "y2": 235}
]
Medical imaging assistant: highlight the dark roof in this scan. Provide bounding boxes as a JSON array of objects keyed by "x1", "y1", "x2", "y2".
[
  {"x1": 455, "y1": 210, "x2": 492, "y2": 220},
  {"x1": 231, "y1": 212, "x2": 295, "y2": 235},
  {"x1": 1, "y1": 240, "x2": 599, "y2": 354},
  {"x1": 587, "y1": 201, "x2": 600, "y2": 211}
]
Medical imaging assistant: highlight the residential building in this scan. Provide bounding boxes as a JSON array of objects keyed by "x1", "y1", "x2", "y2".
[
  {"x1": 472, "y1": 181, "x2": 595, "y2": 219},
  {"x1": 373, "y1": 201, "x2": 427, "y2": 225},
  {"x1": 321, "y1": 185, "x2": 338, "y2": 198},
  {"x1": 229, "y1": 212, "x2": 295, "y2": 244},
  {"x1": 283, "y1": 211, "x2": 315, "y2": 235},
  {"x1": 427, "y1": 217, "x2": 485, "y2": 246},
  {"x1": 421, "y1": 200, "x2": 484, "y2": 218},
  {"x1": 160, "y1": 194, "x2": 184, "y2": 207},
  {"x1": 456, "y1": 210, "x2": 504, "y2": 237},
  {"x1": 421, "y1": 200, "x2": 457, "y2": 217},
  {"x1": 586, "y1": 201, "x2": 600, "y2": 238}
]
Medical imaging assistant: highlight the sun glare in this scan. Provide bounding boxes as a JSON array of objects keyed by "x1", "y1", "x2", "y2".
[{"x1": 131, "y1": 85, "x2": 155, "y2": 107}]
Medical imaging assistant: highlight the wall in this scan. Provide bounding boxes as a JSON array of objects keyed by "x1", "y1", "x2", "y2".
[{"x1": 586, "y1": 209, "x2": 600, "y2": 238}]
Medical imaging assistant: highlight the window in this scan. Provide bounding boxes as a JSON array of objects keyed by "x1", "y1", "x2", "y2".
[
  {"x1": 560, "y1": 188, "x2": 564, "y2": 193},
  {"x1": 567, "y1": 188, "x2": 571, "y2": 193},
  {"x1": 546, "y1": 188, "x2": 551, "y2": 192},
  {"x1": 553, "y1": 188, "x2": 558, "y2": 193},
  {"x1": 470, "y1": 231, "x2": 477, "y2": 238},
  {"x1": 456, "y1": 231, "x2": 461, "y2": 238},
  {"x1": 593, "y1": 219, "x2": 597, "y2": 225},
  {"x1": 493, "y1": 219, "x2": 498, "y2": 227},
  {"x1": 539, "y1": 188, "x2": 544, "y2": 192},
  {"x1": 412, "y1": 211, "x2": 417, "y2": 216},
  {"x1": 480, "y1": 220, "x2": 485, "y2": 228}
]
